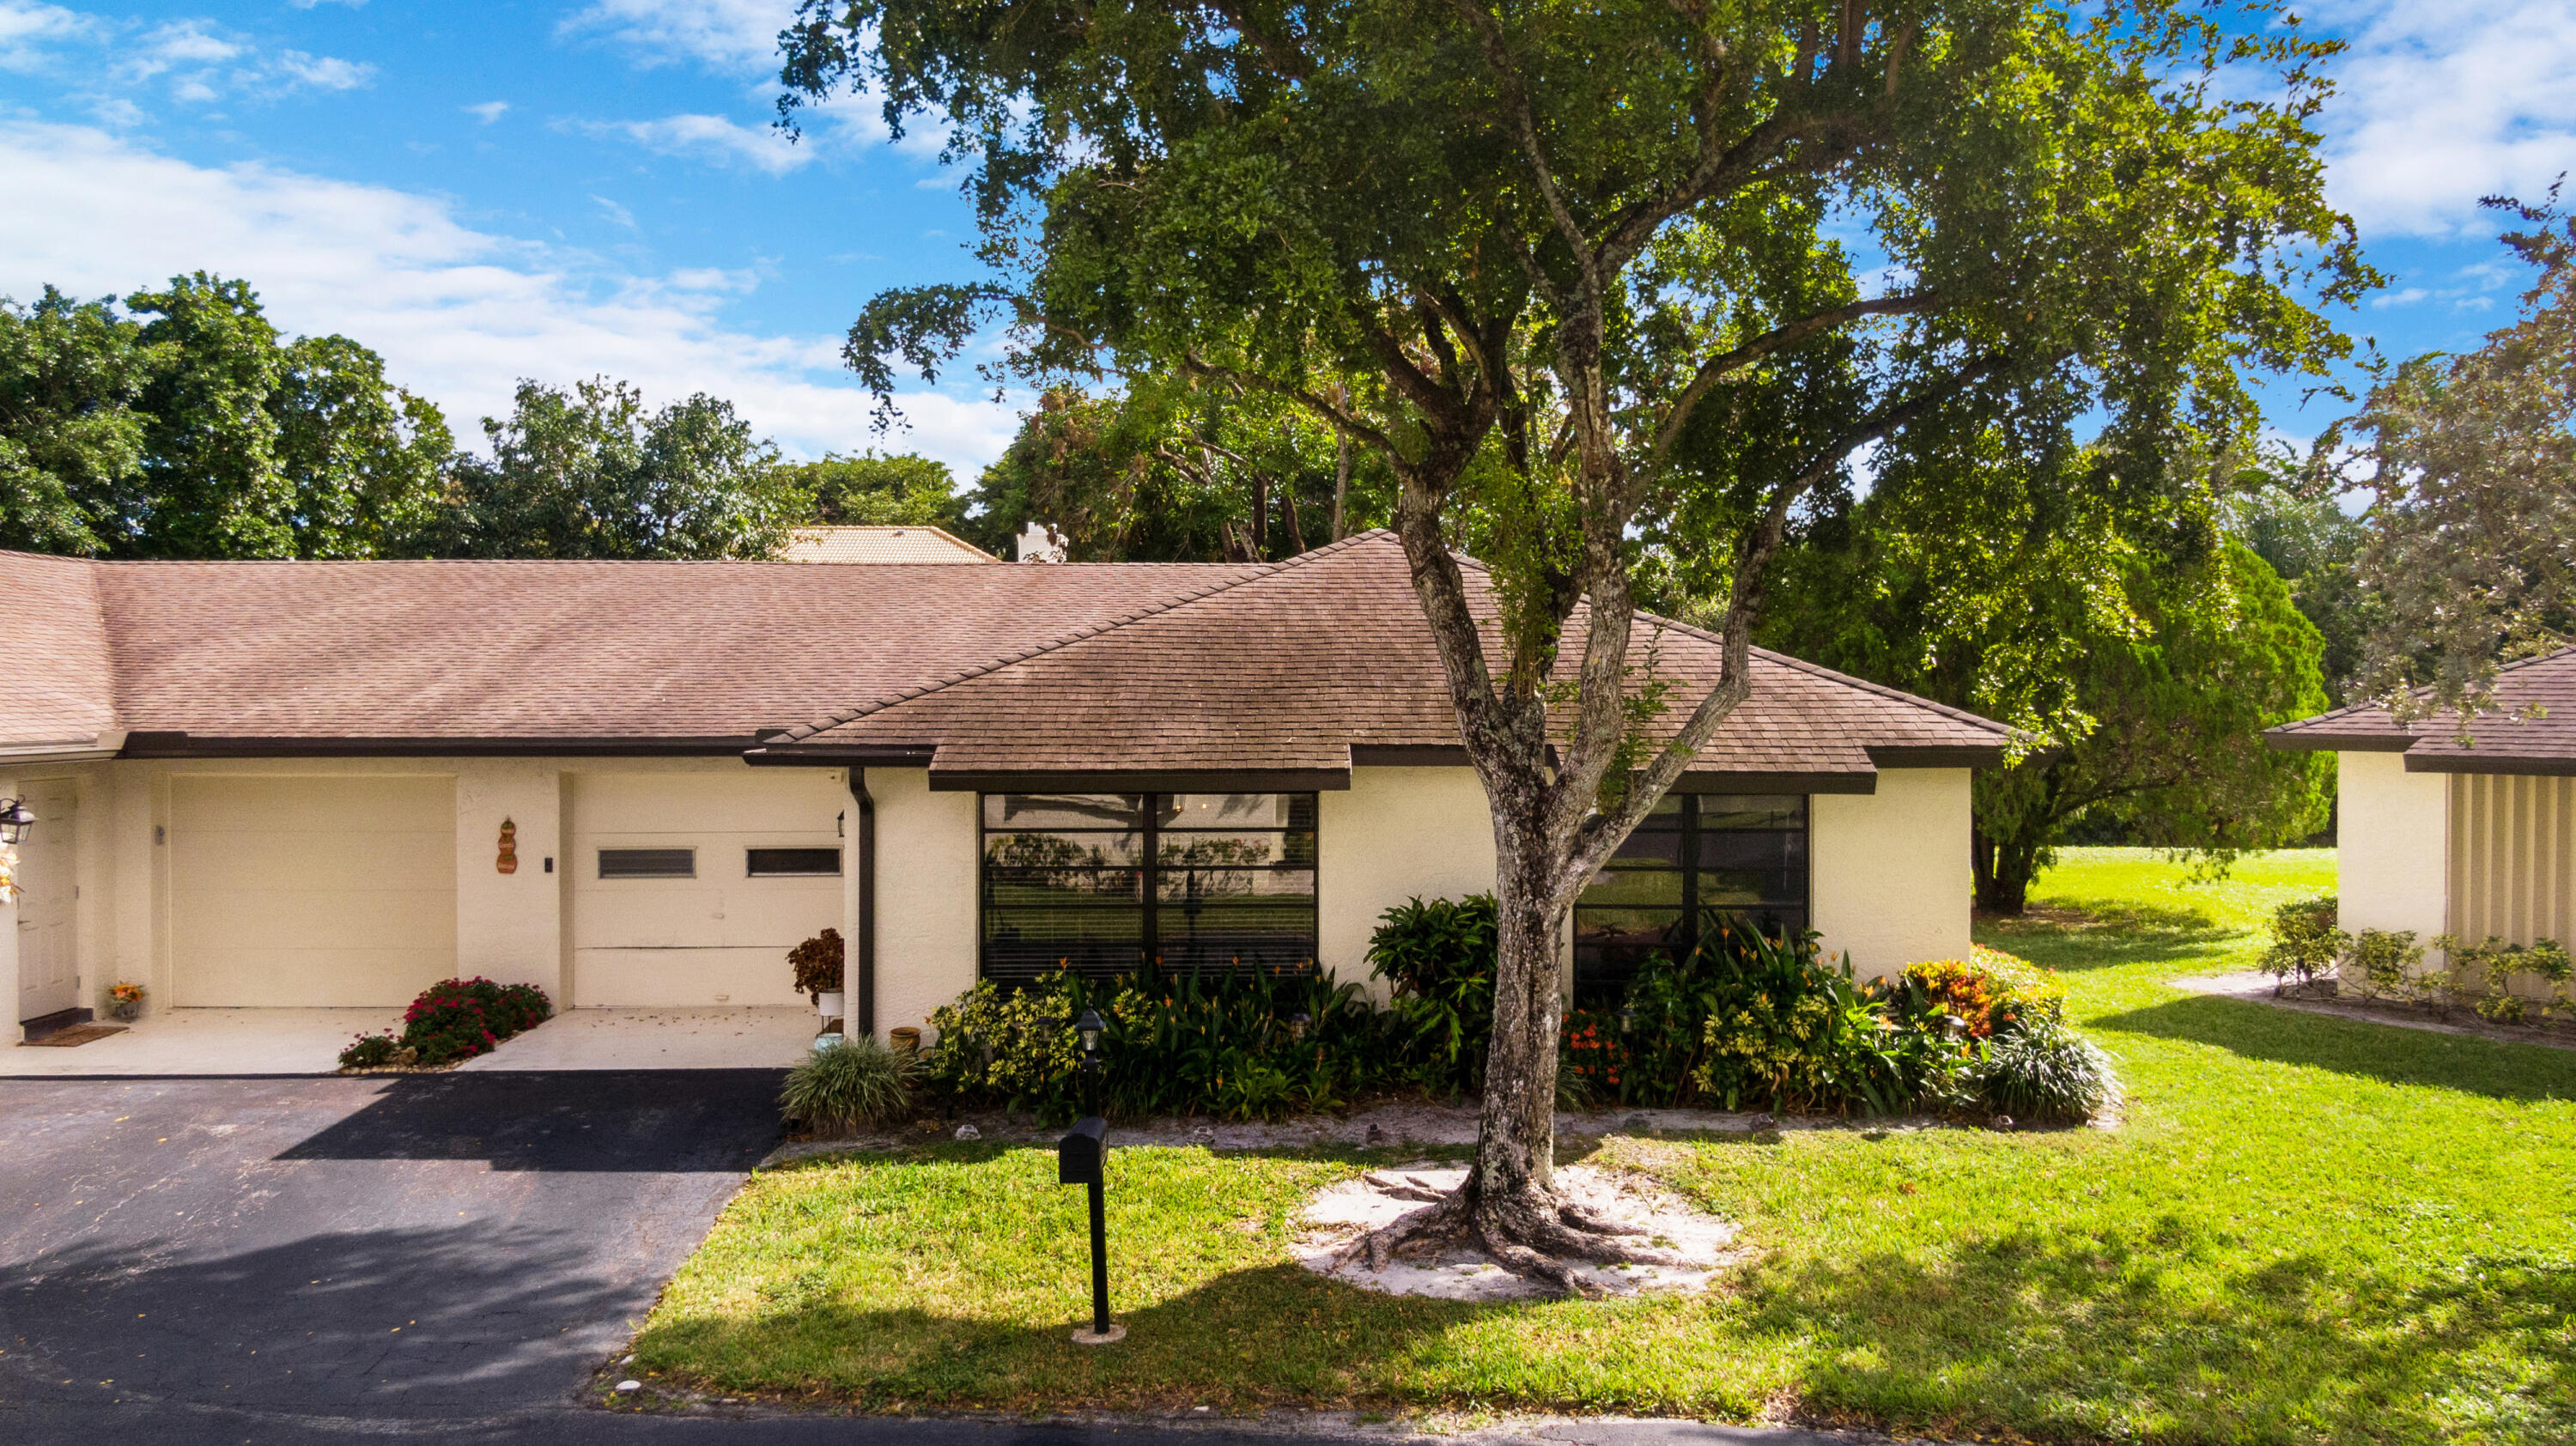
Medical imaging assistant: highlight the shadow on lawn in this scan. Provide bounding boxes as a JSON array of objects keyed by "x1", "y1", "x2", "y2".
[
  {"x1": 1978, "y1": 898, "x2": 2239, "y2": 972},
  {"x1": 1734, "y1": 1217, "x2": 2576, "y2": 1442},
  {"x1": 2094, "y1": 993, "x2": 2576, "y2": 1102}
]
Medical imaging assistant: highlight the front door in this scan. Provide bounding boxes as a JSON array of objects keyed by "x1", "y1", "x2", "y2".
[{"x1": 14, "y1": 779, "x2": 78, "y2": 1023}]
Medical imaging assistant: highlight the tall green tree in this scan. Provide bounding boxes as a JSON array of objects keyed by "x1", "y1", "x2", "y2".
[
  {"x1": 413, "y1": 377, "x2": 802, "y2": 559},
  {"x1": 779, "y1": 449, "x2": 967, "y2": 530},
  {"x1": 0, "y1": 288, "x2": 154, "y2": 555},
  {"x1": 785, "y1": 0, "x2": 2366, "y2": 1285},
  {"x1": 1766, "y1": 440, "x2": 2331, "y2": 913},
  {"x1": 0, "y1": 274, "x2": 449, "y2": 558},
  {"x1": 967, "y1": 380, "x2": 1387, "y2": 560},
  {"x1": 2226, "y1": 470, "x2": 2374, "y2": 699},
  {"x1": 2322, "y1": 190, "x2": 2576, "y2": 727}
]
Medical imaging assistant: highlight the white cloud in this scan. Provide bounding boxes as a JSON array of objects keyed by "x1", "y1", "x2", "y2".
[
  {"x1": 561, "y1": 0, "x2": 794, "y2": 74},
  {"x1": 5, "y1": 7, "x2": 376, "y2": 109},
  {"x1": 585, "y1": 112, "x2": 814, "y2": 174},
  {"x1": 464, "y1": 100, "x2": 508, "y2": 124},
  {"x1": 2315, "y1": 0, "x2": 2576, "y2": 237},
  {"x1": 0, "y1": 120, "x2": 1018, "y2": 471},
  {"x1": 2368, "y1": 286, "x2": 2429, "y2": 308},
  {"x1": 590, "y1": 193, "x2": 638, "y2": 229}
]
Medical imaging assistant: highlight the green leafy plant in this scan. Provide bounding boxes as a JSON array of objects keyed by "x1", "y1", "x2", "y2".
[
  {"x1": 2346, "y1": 928, "x2": 2426, "y2": 1000},
  {"x1": 781, "y1": 1036, "x2": 922, "y2": 1133},
  {"x1": 2432, "y1": 934, "x2": 2572, "y2": 1024},
  {"x1": 1965, "y1": 1016, "x2": 2117, "y2": 1124},
  {"x1": 924, "y1": 964, "x2": 1387, "y2": 1123},
  {"x1": 1365, "y1": 895, "x2": 1498, "y2": 1095},
  {"x1": 2261, "y1": 896, "x2": 2348, "y2": 993},
  {"x1": 337, "y1": 1032, "x2": 404, "y2": 1069},
  {"x1": 1687, "y1": 924, "x2": 1949, "y2": 1115}
]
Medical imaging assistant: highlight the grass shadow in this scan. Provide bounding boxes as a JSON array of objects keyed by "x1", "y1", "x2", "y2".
[
  {"x1": 2093, "y1": 993, "x2": 2576, "y2": 1102},
  {"x1": 1731, "y1": 1219, "x2": 2576, "y2": 1443},
  {"x1": 1978, "y1": 899, "x2": 2239, "y2": 972}
]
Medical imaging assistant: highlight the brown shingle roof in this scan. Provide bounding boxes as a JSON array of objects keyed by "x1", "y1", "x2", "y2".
[
  {"x1": 0, "y1": 533, "x2": 2007, "y2": 778},
  {"x1": 2, "y1": 551, "x2": 116, "y2": 753},
  {"x1": 2269, "y1": 646, "x2": 2576, "y2": 774},
  {"x1": 768, "y1": 532, "x2": 2006, "y2": 785},
  {"x1": 0, "y1": 550, "x2": 1261, "y2": 750}
]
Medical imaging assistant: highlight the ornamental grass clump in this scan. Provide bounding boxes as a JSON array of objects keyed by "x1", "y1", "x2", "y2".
[
  {"x1": 1965, "y1": 1015, "x2": 2117, "y2": 1124},
  {"x1": 781, "y1": 1036, "x2": 921, "y2": 1134}
]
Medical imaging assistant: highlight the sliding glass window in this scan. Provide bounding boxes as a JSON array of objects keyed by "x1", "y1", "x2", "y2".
[
  {"x1": 1571, "y1": 793, "x2": 1807, "y2": 1000},
  {"x1": 981, "y1": 793, "x2": 1318, "y2": 981}
]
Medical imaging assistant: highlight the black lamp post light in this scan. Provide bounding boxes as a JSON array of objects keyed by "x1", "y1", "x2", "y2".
[
  {"x1": 0, "y1": 798, "x2": 33, "y2": 848},
  {"x1": 1057, "y1": 1006, "x2": 1121, "y2": 1344}
]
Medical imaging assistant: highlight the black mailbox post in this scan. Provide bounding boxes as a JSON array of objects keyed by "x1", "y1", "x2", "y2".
[{"x1": 1057, "y1": 1115, "x2": 1117, "y2": 1343}]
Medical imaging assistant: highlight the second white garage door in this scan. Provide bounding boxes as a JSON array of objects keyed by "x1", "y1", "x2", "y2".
[
  {"x1": 568, "y1": 771, "x2": 844, "y2": 1007},
  {"x1": 171, "y1": 775, "x2": 459, "y2": 1007}
]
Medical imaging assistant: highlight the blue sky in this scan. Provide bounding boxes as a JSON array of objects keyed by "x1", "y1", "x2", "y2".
[{"x1": 3, "y1": 1, "x2": 2572, "y2": 477}]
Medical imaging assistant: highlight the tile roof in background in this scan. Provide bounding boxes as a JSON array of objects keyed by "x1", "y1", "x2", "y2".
[
  {"x1": 0, "y1": 533, "x2": 2007, "y2": 780},
  {"x1": 781, "y1": 526, "x2": 996, "y2": 562},
  {"x1": 2269, "y1": 647, "x2": 2576, "y2": 773},
  {"x1": 771, "y1": 532, "x2": 2008, "y2": 783}
]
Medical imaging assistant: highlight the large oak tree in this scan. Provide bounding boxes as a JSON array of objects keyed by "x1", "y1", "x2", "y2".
[{"x1": 781, "y1": 0, "x2": 2366, "y2": 1288}]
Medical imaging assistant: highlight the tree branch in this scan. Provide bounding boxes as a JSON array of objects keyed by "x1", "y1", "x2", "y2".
[
  {"x1": 1452, "y1": 0, "x2": 1599, "y2": 278},
  {"x1": 1649, "y1": 290, "x2": 1942, "y2": 466}
]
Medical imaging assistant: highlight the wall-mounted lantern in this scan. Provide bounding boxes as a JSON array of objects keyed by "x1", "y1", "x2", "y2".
[{"x1": 0, "y1": 798, "x2": 34, "y2": 847}]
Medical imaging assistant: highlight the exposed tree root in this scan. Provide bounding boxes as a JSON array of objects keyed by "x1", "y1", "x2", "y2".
[{"x1": 1338, "y1": 1179, "x2": 1685, "y2": 1297}]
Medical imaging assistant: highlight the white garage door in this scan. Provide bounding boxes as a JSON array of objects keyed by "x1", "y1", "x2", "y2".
[
  {"x1": 568, "y1": 771, "x2": 844, "y2": 1007},
  {"x1": 171, "y1": 775, "x2": 458, "y2": 1007}
]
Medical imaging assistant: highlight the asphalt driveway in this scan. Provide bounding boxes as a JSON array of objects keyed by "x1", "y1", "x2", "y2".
[{"x1": 0, "y1": 1070, "x2": 783, "y2": 1442}]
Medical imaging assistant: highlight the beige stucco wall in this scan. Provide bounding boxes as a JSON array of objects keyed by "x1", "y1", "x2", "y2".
[
  {"x1": 1809, "y1": 769, "x2": 1973, "y2": 980},
  {"x1": 2337, "y1": 750, "x2": 2448, "y2": 953},
  {"x1": 1318, "y1": 767, "x2": 1502, "y2": 1000},
  {"x1": 863, "y1": 767, "x2": 981, "y2": 1043}
]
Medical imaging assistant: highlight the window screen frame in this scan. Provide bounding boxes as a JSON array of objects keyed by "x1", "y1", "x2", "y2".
[
  {"x1": 1571, "y1": 793, "x2": 1809, "y2": 1000},
  {"x1": 745, "y1": 847, "x2": 844, "y2": 878},
  {"x1": 597, "y1": 847, "x2": 697, "y2": 879},
  {"x1": 977, "y1": 792, "x2": 1319, "y2": 981}
]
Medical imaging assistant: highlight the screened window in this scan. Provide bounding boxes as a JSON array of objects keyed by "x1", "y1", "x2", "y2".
[
  {"x1": 980, "y1": 793, "x2": 1318, "y2": 980},
  {"x1": 598, "y1": 848, "x2": 696, "y2": 879},
  {"x1": 1572, "y1": 793, "x2": 1807, "y2": 1000},
  {"x1": 746, "y1": 848, "x2": 841, "y2": 877}
]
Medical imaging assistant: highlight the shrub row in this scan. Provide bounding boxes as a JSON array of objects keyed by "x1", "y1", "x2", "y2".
[
  {"x1": 338, "y1": 976, "x2": 552, "y2": 1069},
  {"x1": 908, "y1": 897, "x2": 2113, "y2": 1127},
  {"x1": 2261, "y1": 896, "x2": 2576, "y2": 1024}
]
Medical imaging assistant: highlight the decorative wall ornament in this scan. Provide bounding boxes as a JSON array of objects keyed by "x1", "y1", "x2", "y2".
[{"x1": 496, "y1": 817, "x2": 519, "y2": 875}]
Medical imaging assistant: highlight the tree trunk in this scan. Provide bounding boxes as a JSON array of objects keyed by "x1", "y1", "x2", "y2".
[
  {"x1": 1971, "y1": 828, "x2": 2037, "y2": 914},
  {"x1": 1330, "y1": 385, "x2": 1352, "y2": 542},
  {"x1": 1471, "y1": 817, "x2": 1568, "y2": 1203}
]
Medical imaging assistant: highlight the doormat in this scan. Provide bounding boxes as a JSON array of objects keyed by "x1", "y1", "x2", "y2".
[{"x1": 25, "y1": 1024, "x2": 127, "y2": 1048}]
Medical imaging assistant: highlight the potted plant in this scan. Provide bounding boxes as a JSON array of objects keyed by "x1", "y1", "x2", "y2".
[
  {"x1": 790, "y1": 929, "x2": 845, "y2": 1022},
  {"x1": 107, "y1": 981, "x2": 145, "y2": 1022}
]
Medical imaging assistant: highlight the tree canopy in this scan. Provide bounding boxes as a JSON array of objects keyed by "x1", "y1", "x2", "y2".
[
  {"x1": 2324, "y1": 189, "x2": 2576, "y2": 728},
  {"x1": 780, "y1": 449, "x2": 969, "y2": 530},
  {"x1": 783, "y1": 0, "x2": 2369, "y2": 1285},
  {"x1": 1, "y1": 276, "x2": 450, "y2": 558},
  {"x1": 411, "y1": 377, "x2": 805, "y2": 561}
]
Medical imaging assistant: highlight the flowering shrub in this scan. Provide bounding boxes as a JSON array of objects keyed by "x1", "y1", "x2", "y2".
[
  {"x1": 1877, "y1": 946, "x2": 2066, "y2": 1039},
  {"x1": 339, "y1": 976, "x2": 552, "y2": 1070},
  {"x1": 109, "y1": 981, "x2": 145, "y2": 1006}
]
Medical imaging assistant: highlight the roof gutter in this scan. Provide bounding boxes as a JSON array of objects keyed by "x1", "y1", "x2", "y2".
[{"x1": 0, "y1": 730, "x2": 127, "y2": 764}]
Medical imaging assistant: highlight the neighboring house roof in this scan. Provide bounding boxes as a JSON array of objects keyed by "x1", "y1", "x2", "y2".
[
  {"x1": 780, "y1": 526, "x2": 996, "y2": 562},
  {"x1": 0, "y1": 532, "x2": 2008, "y2": 788},
  {"x1": 2269, "y1": 646, "x2": 2576, "y2": 775},
  {"x1": 757, "y1": 532, "x2": 2008, "y2": 790}
]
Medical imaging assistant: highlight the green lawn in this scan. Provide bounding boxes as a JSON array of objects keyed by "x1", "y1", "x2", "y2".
[{"x1": 632, "y1": 848, "x2": 2576, "y2": 1443}]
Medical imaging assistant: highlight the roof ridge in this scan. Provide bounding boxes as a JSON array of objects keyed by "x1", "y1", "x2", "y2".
[
  {"x1": 772, "y1": 530, "x2": 1394, "y2": 743},
  {"x1": 1445, "y1": 548, "x2": 2008, "y2": 737}
]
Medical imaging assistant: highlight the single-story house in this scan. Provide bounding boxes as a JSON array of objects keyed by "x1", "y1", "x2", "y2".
[
  {"x1": 2269, "y1": 647, "x2": 2576, "y2": 994},
  {"x1": 3, "y1": 531, "x2": 2005, "y2": 1042}
]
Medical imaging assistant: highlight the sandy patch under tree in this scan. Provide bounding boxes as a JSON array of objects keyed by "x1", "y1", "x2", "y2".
[{"x1": 1291, "y1": 1161, "x2": 1748, "y2": 1301}]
